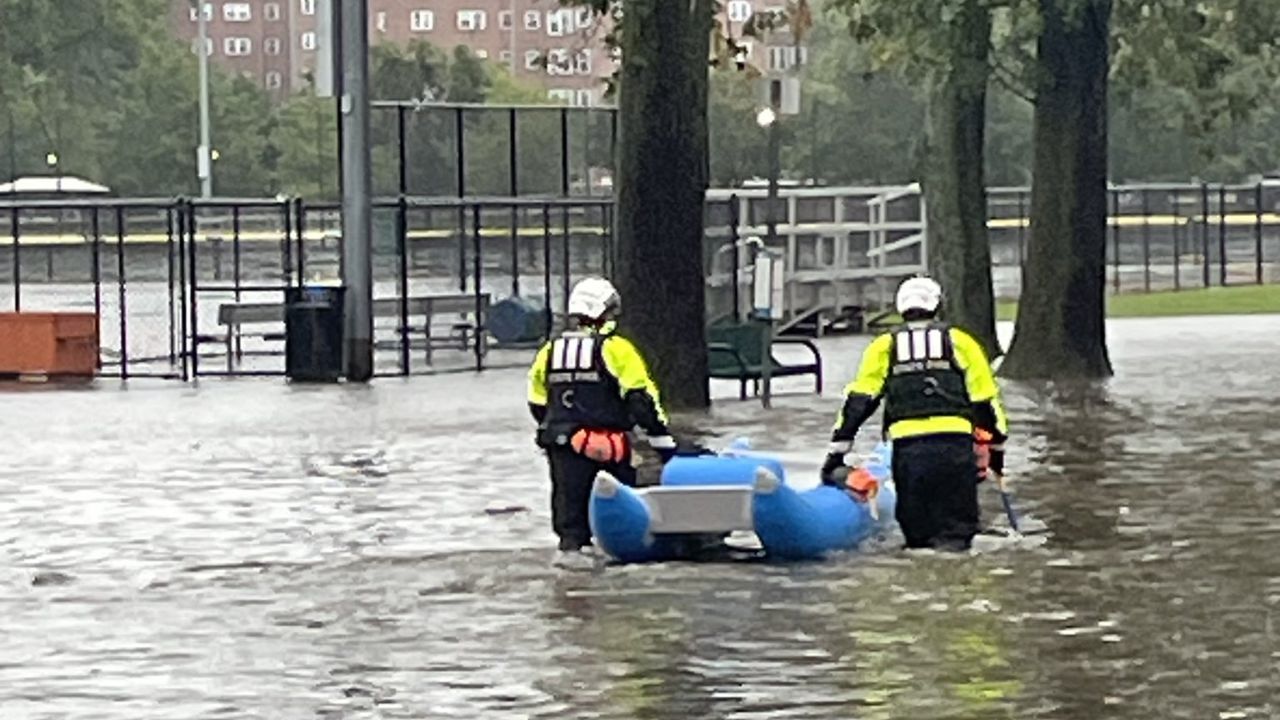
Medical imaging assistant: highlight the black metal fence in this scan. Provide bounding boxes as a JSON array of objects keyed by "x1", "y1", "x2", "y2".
[
  {"x1": 0, "y1": 195, "x2": 613, "y2": 380},
  {"x1": 988, "y1": 182, "x2": 1280, "y2": 295},
  {"x1": 368, "y1": 102, "x2": 618, "y2": 199}
]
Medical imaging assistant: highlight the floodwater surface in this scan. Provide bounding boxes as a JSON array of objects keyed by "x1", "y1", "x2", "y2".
[{"x1": 1, "y1": 315, "x2": 1278, "y2": 719}]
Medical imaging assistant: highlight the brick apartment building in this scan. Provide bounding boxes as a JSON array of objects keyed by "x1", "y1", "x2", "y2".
[{"x1": 170, "y1": 0, "x2": 768, "y2": 106}]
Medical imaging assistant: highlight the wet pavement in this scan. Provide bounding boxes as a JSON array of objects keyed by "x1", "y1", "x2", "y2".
[{"x1": 2, "y1": 314, "x2": 1278, "y2": 719}]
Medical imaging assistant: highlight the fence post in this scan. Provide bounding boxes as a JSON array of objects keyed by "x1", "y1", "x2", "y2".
[
  {"x1": 176, "y1": 202, "x2": 189, "y2": 381},
  {"x1": 1110, "y1": 189, "x2": 1120, "y2": 293},
  {"x1": 397, "y1": 195, "x2": 409, "y2": 376},
  {"x1": 166, "y1": 207, "x2": 177, "y2": 367},
  {"x1": 1256, "y1": 181, "x2": 1265, "y2": 285},
  {"x1": 456, "y1": 106, "x2": 467, "y2": 292},
  {"x1": 542, "y1": 203, "x2": 552, "y2": 338},
  {"x1": 115, "y1": 205, "x2": 129, "y2": 380},
  {"x1": 1141, "y1": 188, "x2": 1151, "y2": 293},
  {"x1": 1218, "y1": 184, "x2": 1227, "y2": 286},
  {"x1": 730, "y1": 193, "x2": 741, "y2": 322},
  {"x1": 1172, "y1": 192, "x2": 1181, "y2": 292},
  {"x1": 187, "y1": 201, "x2": 200, "y2": 379},
  {"x1": 10, "y1": 206, "x2": 19, "y2": 311},
  {"x1": 509, "y1": 107, "x2": 520, "y2": 297},
  {"x1": 560, "y1": 107, "x2": 570, "y2": 197},
  {"x1": 1200, "y1": 182, "x2": 1210, "y2": 288},
  {"x1": 472, "y1": 203, "x2": 484, "y2": 372}
]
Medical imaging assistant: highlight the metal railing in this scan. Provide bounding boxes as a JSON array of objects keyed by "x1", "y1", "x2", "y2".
[{"x1": 0, "y1": 195, "x2": 614, "y2": 380}]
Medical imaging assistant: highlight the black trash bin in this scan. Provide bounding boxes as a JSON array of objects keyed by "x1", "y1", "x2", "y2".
[{"x1": 285, "y1": 285, "x2": 345, "y2": 382}]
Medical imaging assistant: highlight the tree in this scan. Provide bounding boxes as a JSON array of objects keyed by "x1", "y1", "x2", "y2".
[
  {"x1": 1002, "y1": 0, "x2": 1280, "y2": 378},
  {"x1": 580, "y1": 0, "x2": 717, "y2": 410},
  {"x1": 833, "y1": 0, "x2": 1000, "y2": 355},
  {"x1": 999, "y1": 0, "x2": 1114, "y2": 379}
]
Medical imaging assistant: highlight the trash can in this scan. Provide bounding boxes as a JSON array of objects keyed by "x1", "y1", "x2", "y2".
[
  {"x1": 488, "y1": 295, "x2": 547, "y2": 346},
  {"x1": 285, "y1": 285, "x2": 345, "y2": 382}
]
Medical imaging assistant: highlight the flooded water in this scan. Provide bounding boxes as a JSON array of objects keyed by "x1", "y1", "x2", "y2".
[{"x1": 2, "y1": 314, "x2": 1278, "y2": 719}]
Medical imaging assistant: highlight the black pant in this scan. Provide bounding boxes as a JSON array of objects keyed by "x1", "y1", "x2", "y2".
[
  {"x1": 891, "y1": 434, "x2": 980, "y2": 551},
  {"x1": 547, "y1": 446, "x2": 637, "y2": 551}
]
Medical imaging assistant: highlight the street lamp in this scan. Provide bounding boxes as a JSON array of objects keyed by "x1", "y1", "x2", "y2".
[
  {"x1": 757, "y1": 99, "x2": 781, "y2": 248},
  {"x1": 192, "y1": 0, "x2": 213, "y2": 198}
]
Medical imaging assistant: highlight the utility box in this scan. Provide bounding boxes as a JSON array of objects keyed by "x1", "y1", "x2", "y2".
[
  {"x1": 284, "y1": 285, "x2": 345, "y2": 382},
  {"x1": 0, "y1": 312, "x2": 99, "y2": 379}
]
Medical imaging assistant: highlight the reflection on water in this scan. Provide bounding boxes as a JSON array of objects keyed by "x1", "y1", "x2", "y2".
[{"x1": 1, "y1": 315, "x2": 1278, "y2": 719}]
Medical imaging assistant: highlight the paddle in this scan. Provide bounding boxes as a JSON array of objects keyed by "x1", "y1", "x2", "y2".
[{"x1": 990, "y1": 470, "x2": 1020, "y2": 534}]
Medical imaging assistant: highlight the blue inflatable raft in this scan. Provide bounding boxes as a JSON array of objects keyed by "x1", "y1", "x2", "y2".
[{"x1": 588, "y1": 441, "x2": 897, "y2": 563}]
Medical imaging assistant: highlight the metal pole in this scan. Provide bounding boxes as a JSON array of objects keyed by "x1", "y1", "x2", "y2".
[
  {"x1": 1256, "y1": 182, "x2": 1265, "y2": 285},
  {"x1": 340, "y1": 0, "x2": 374, "y2": 381},
  {"x1": 766, "y1": 120, "x2": 780, "y2": 245},
  {"x1": 730, "y1": 193, "x2": 740, "y2": 322},
  {"x1": 1218, "y1": 185, "x2": 1227, "y2": 286},
  {"x1": 762, "y1": 116, "x2": 780, "y2": 408},
  {"x1": 195, "y1": 0, "x2": 213, "y2": 197}
]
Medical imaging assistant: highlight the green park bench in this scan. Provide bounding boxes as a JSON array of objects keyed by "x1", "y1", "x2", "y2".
[{"x1": 707, "y1": 322, "x2": 824, "y2": 400}]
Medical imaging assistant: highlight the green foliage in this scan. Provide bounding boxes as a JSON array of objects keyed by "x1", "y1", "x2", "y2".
[{"x1": 0, "y1": 11, "x2": 576, "y2": 199}]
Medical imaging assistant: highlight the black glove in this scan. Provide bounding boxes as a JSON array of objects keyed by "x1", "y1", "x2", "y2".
[
  {"x1": 675, "y1": 439, "x2": 714, "y2": 457},
  {"x1": 820, "y1": 452, "x2": 846, "y2": 485}
]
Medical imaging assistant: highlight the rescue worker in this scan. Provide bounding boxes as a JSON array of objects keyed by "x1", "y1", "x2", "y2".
[
  {"x1": 527, "y1": 276, "x2": 684, "y2": 567},
  {"x1": 820, "y1": 276, "x2": 1009, "y2": 551}
]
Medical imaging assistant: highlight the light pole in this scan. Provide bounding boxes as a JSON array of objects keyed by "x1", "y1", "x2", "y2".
[
  {"x1": 339, "y1": 0, "x2": 374, "y2": 382},
  {"x1": 756, "y1": 104, "x2": 780, "y2": 246},
  {"x1": 194, "y1": 0, "x2": 213, "y2": 197}
]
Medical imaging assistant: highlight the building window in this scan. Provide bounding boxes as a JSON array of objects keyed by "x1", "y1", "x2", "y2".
[
  {"x1": 265, "y1": 3, "x2": 281, "y2": 21},
  {"x1": 189, "y1": 3, "x2": 212, "y2": 21},
  {"x1": 375, "y1": 11, "x2": 386, "y2": 32},
  {"x1": 265, "y1": 37, "x2": 282, "y2": 55},
  {"x1": 547, "y1": 8, "x2": 572, "y2": 36},
  {"x1": 575, "y1": 7, "x2": 593, "y2": 29},
  {"x1": 766, "y1": 45, "x2": 808, "y2": 72},
  {"x1": 191, "y1": 37, "x2": 214, "y2": 56},
  {"x1": 548, "y1": 88, "x2": 574, "y2": 105},
  {"x1": 224, "y1": 37, "x2": 253, "y2": 56},
  {"x1": 574, "y1": 49, "x2": 592, "y2": 74},
  {"x1": 266, "y1": 72, "x2": 283, "y2": 89},
  {"x1": 575, "y1": 89, "x2": 593, "y2": 107},
  {"x1": 524, "y1": 10, "x2": 540, "y2": 30},
  {"x1": 475, "y1": 49, "x2": 489, "y2": 59},
  {"x1": 500, "y1": 50, "x2": 513, "y2": 64},
  {"x1": 546, "y1": 48, "x2": 571, "y2": 75},
  {"x1": 301, "y1": 32, "x2": 317, "y2": 50},
  {"x1": 457, "y1": 9, "x2": 486, "y2": 31},
  {"x1": 410, "y1": 9, "x2": 434, "y2": 31},
  {"x1": 498, "y1": 10, "x2": 513, "y2": 29},
  {"x1": 727, "y1": 0, "x2": 752, "y2": 23},
  {"x1": 524, "y1": 50, "x2": 541, "y2": 71},
  {"x1": 224, "y1": 3, "x2": 252, "y2": 22},
  {"x1": 300, "y1": 0, "x2": 315, "y2": 16}
]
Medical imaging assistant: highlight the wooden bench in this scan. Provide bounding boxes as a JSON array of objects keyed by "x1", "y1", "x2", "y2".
[
  {"x1": 207, "y1": 293, "x2": 490, "y2": 370},
  {"x1": 707, "y1": 321, "x2": 823, "y2": 400}
]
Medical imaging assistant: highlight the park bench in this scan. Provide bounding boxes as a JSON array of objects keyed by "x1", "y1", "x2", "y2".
[
  {"x1": 205, "y1": 293, "x2": 490, "y2": 370},
  {"x1": 707, "y1": 321, "x2": 823, "y2": 400}
]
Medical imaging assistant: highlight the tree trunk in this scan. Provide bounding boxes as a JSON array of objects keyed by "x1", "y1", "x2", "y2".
[
  {"x1": 920, "y1": 0, "x2": 999, "y2": 357},
  {"x1": 614, "y1": 0, "x2": 715, "y2": 409},
  {"x1": 1000, "y1": 0, "x2": 1114, "y2": 379}
]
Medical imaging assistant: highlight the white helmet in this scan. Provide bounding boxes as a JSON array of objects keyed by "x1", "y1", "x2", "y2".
[
  {"x1": 567, "y1": 276, "x2": 620, "y2": 321},
  {"x1": 895, "y1": 276, "x2": 942, "y2": 315}
]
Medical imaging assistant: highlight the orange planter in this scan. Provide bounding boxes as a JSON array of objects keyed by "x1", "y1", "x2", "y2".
[{"x1": 0, "y1": 312, "x2": 99, "y2": 378}]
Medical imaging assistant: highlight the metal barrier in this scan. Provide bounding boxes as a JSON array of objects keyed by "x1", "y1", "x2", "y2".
[
  {"x1": 0, "y1": 195, "x2": 613, "y2": 380},
  {"x1": 988, "y1": 182, "x2": 1280, "y2": 296},
  {"x1": 2, "y1": 179, "x2": 1275, "y2": 380},
  {"x1": 370, "y1": 102, "x2": 618, "y2": 199}
]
